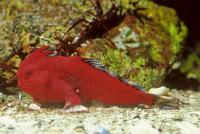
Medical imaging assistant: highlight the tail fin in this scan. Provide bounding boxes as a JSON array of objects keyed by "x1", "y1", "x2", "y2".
[{"x1": 153, "y1": 95, "x2": 180, "y2": 109}]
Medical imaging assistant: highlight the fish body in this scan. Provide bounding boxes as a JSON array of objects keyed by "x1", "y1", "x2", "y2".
[{"x1": 17, "y1": 46, "x2": 156, "y2": 108}]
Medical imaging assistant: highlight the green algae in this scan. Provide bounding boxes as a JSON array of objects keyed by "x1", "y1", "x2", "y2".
[
  {"x1": 79, "y1": 0, "x2": 187, "y2": 89},
  {"x1": 180, "y1": 53, "x2": 200, "y2": 81},
  {"x1": 168, "y1": 22, "x2": 188, "y2": 54},
  {"x1": 81, "y1": 38, "x2": 167, "y2": 88},
  {"x1": 136, "y1": 0, "x2": 188, "y2": 61}
]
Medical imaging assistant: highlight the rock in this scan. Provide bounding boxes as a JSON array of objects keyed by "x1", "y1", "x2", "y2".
[
  {"x1": 63, "y1": 105, "x2": 88, "y2": 113},
  {"x1": 0, "y1": 0, "x2": 187, "y2": 91},
  {"x1": 28, "y1": 103, "x2": 41, "y2": 111},
  {"x1": 128, "y1": 120, "x2": 159, "y2": 134},
  {"x1": 148, "y1": 86, "x2": 170, "y2": 96},
  {"x1": 189, "y1": 95, "x2": 197, "y2": 99}
]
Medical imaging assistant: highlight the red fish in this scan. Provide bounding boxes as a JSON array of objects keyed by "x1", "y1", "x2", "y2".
[{"x1": 17, "y1": 46, "x2": 174, "y2": 110}]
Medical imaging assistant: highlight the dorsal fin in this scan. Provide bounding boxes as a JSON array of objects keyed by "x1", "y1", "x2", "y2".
[{"x1": 84, "y1": 58, "x2": 145, "y2": 91}]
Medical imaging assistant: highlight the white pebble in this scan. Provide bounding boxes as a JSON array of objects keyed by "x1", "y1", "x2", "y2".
[
  {"x1": 29, "y1": 103, "x2": 41, "y2": 111},
  {"x1": 90, "y1": 126, "x2": 110, "y2": 134},
  {"x1": 81, "y1": 43, "x2": 88, "y2": 47},
  {"x1": 64, "y1": 105, "x2": 88, "y2": 113},
  {"x1": 148, "y1": 86, "x2": 170, "y2": 96}
]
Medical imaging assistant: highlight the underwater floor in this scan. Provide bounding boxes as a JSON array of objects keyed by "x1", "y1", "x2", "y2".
[{"x1": 0, "y1": 89, "x2": 200, "y2": 134}]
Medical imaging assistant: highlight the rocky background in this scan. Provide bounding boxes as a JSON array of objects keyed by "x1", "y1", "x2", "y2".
[
  {"x1": 0, "y1": 0, "x2": 187, "y2": 93},
  {"x1": 1, "y1": 0, "x2": 199, "y2": 134},
  {"x1": 154, "y1": 0, "x2": 200, "y2": 90}
]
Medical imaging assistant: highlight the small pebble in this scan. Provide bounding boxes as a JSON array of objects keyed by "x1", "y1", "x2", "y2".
[
  {"x1": 0, "y1": 92, "x2": 3, "y2": 97},
  {"x1": 29, "y1": 103, "x2": 41, "y2": 111},
  {"x1": 189, "y1": 95, "x2": 196, "y2": 99},
  {"x1": 148, "y1": 86, "x2": 170, "y2": 96},
  {"x1": 81, "y1": 43, "x2": 88, "y2": 47},
  {"x1": 91, "y1": 126, "x2": 110, "y2": 134},
  {"x1": 64, "y1": 105, "x2": 88, "y2": 113}
]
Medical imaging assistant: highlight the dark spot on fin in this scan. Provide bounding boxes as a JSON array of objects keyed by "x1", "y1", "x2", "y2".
[
  {"x1": 84, "y1": 58, "x2": 145, "y2": 91},
  {"x1": 24, "y1": 71, "x2": 33, "y2": 79}
]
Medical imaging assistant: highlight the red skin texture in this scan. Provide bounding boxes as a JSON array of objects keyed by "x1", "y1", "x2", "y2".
[{"x1": 17, "y1": 46, "x2": 155, "y2": 108}]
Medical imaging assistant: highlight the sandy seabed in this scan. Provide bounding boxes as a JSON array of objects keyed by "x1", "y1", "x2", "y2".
[{"x1": 0, "y1": 89, "x2": 200, "y2": 134}]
